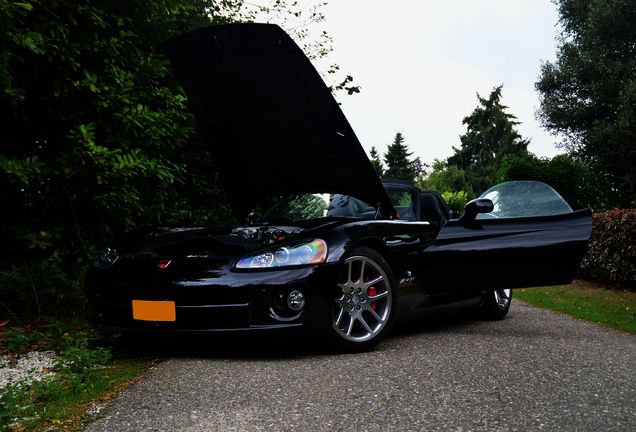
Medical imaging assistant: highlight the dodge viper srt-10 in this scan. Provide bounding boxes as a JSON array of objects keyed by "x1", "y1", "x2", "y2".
[{"x1": 85, "y1": 24, "x2": 592, "y2": 351}]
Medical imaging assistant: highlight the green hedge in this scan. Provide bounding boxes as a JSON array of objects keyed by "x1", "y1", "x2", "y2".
[{"x1": 579, "y1": 209, "x2": 636, "y2": 289}]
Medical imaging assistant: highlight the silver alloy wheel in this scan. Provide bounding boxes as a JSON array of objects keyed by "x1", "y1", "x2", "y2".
[
  {"x1": 333, "y1": 255, "x2": 392, "y2": 342},
  {"x1": 493, "y1": 288, "x2": 512, "y2": 309}
]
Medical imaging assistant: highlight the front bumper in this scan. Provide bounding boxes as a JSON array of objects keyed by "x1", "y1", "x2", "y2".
[{"x1": 85, "y1": 262, "x2": 339, "y2": 334}]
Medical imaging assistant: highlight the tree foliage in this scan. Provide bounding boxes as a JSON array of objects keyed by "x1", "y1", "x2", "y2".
[
  {"x1": 448, "y1": 86, "x2": 530, "y2": 194},
  {"x1": 383, "y1": 132, "x2": 421, "y2": 181},
  {"x1": 416, "y1": 159, "x2": 473, "y2": 196},
  {"x1": 441, "y1": 191, "x2": 469, "y2": 213},
  {"x1": 536, "y1": 0, "x2": 636, "y2": 207}
]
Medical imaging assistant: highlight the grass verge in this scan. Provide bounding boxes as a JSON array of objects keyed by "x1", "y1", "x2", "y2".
[
  {"x1": 515, "y1": 280, "x2": 636, "y2": 334},
  {"x1": 0, "y1": 319, "x2": 153, "y2": 432}
]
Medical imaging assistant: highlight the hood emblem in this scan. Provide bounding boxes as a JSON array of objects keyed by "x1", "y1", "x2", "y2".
[{"x1": 157, "y1": 259, "x2": 172, "y2": 269}]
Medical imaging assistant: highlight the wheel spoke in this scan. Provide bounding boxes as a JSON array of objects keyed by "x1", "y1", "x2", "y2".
[
  {"x1": 368, "y1": 291, "x2": 388, "y2": 301},
  {"x1": 334, "y1": 307, "x2": 344, "y2": 326},
  {"x1": 346, "y1": 316, "x2": 355, "y2": 336},
  {"x1": 368, "y1": 307, "x2": 384, "y2": 323},
  {"x1": 493, "y1": 289, "x2": 501, "y2": 305},
  {"x1": 364, "y1": 276, "x2": 383, "y2": 288},
  {"x1": 359, "y1": 260, "x2": 366, "y2": 284},
  {"x1": 347, "y1": 261, "x2": 353, "y2": 284},
  {"x1": 359, "y1": 316, "x2": 374, "y2": 334}
]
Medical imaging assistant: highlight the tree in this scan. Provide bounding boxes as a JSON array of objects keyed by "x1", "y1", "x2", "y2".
[
  {"x1": 416, "y1": 159, "x2": 473, "y2": 195},
  {"x1": 535, "y1": 0, "x2": 636, "y2": 207},
  {"x1": 448, "y1": 86, "x2": 530, "y2": 194},
  {"x1": 408, "y1": 156, "x2": 425, "y2": 181},
  {"x1": 416, "y1": 159, "x2": 472, "y2": 213},
  {"x1": 369, "y1": 146, "x2": 384, "y2": 177},
  {"x1": 383, "y1": 132, "x2": 421, "y2": 181}
]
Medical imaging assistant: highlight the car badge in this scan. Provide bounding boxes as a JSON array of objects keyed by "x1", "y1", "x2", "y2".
[{"x1": 157, "y1": 259, "x2": 172, "y2": 269}]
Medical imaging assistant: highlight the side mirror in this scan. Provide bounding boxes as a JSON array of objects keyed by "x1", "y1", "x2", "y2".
[{"x1": 459, "y1": 198, "x2": 493, "y2": 228}]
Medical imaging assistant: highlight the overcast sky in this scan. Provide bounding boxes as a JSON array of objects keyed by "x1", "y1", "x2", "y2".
[{"x1": 304, "y1": 0, "x2": 564, "y2": 166}]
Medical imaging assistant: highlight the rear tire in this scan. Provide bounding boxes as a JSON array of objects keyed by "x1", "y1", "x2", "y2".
[
  {"x1": 328, "y1": 247, "x2": 397, "y2": 352},
  {"x1": 477, "y1": 288, "x2": 512, "y2": 320}
]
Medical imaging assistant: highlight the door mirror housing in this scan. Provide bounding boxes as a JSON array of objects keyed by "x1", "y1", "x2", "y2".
[{"x1": 459, "y1": 198, "x2": 493, "y2": 228}]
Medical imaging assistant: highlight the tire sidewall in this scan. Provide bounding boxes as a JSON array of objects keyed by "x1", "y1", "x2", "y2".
[{"x1": 480, "y1": 288, "x2": 513, "y2": 320}]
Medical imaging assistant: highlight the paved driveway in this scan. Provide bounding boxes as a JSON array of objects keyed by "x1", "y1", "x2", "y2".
[{"x1": 86, "y1": 301, "x2": 635, "y2": 431}]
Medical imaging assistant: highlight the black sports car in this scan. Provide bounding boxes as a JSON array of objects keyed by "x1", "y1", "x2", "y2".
[{"x1": 85, "y1": 24, "x2": 592, "y2": 351}]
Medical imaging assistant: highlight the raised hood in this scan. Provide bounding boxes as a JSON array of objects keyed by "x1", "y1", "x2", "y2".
[{"x1": 163, "y1": 24, "x2": 395, "y2": 220}]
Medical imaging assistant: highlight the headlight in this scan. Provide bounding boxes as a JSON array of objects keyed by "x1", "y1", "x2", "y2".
[
  {"x1": 93, "y1": 247, "x2": 119, "y2": 269},
  {"x1": 235, "y1": 239, "x2": 328, "y2": 269}
]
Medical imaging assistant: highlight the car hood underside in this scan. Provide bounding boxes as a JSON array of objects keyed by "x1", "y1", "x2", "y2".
[{"x1": 163, "y1": 23, "x2": 395, "y2": 220}]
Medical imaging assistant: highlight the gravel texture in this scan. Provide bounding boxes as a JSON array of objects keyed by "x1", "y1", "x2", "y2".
[
  {"x1": 0, "y1": 350, "x2": 57, "y2": 389},
  {"x1": 86, "y1": 302, "x2": 635, "y2": 431}
]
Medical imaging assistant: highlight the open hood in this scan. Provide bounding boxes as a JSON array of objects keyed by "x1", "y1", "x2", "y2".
[{"x1": 163, "y1": 24, "x2": 395, "y2": 220}]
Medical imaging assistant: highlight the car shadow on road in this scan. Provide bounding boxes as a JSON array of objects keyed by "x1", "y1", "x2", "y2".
[
  {"x1": 100, "y1": 312, "x2": 484, "y2": 361},
  {"x1": 104, "y1": 330, "x2": 330, "y2": 361},
  {"x1": 391, "y1": 311, "x2": 481, "y2": 338}
]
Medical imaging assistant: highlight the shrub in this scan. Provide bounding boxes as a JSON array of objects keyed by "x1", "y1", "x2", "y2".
[
  {"x1": 0, "y1": 251, "x2": 87, "y2": 320},
  {"x1": 441, "y1": 191, "x2": 469, "y2": 213},
  {"x1": 579, "y1": 209, "x2": 636, "y2": 289}
]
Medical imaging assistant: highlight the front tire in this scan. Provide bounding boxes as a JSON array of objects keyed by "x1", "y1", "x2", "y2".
[
  {"x1": 477, "y1": 288, "x2": 512, "y2": 320},
  {"x1": 328, "y1": 247, "x2": 397, "y2": 352}
]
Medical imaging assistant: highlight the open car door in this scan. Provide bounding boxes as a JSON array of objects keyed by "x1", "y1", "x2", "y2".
[{"x1": 419, "y1": 181, "x2": 592, "y2": 292}]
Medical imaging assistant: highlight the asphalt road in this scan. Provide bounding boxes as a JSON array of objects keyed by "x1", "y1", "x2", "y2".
[{"x1": 86, "y1": 301, "x2": 635, "y2": 431}]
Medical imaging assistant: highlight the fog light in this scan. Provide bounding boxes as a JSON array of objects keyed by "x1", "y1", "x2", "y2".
[{"x1": 287, "y1": 290, "x2": 305, "y2": 311}]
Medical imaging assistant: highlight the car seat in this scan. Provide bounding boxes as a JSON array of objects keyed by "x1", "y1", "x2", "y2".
[{"x1": 419, "y1": 191, "x2": 451, "y2": 232}]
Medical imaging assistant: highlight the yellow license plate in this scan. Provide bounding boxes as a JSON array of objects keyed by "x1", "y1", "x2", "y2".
[{"x1": 132, "y1": 300, "x2": 176, "y2": 322}]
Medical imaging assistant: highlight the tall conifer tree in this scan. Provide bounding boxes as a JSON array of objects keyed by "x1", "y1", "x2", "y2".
[
  {"x1": 384, "y1": 132, "x2": 417, "y2": 181},
  {"x1": 448, "y1": 86, "x2": 529, "y2": 193}
]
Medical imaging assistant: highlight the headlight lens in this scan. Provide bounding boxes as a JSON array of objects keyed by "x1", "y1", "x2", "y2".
[
  {"x1": 236, "y1": 239, "x2": 327, "y2": 269},
  {"x1": 93, "y1": 247, "x2": 119, "y2": 269}
]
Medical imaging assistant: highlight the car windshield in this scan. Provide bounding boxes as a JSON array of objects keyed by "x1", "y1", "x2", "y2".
[
  {"x1": 256, "y1": 193, "x2": 377, "y2": 222},
  {"x1": 255, "y1": 186, "x2": 415, "y2": 222},
  {"x1": 476, "y1": 181, "x2": 573, "y2": 219}
]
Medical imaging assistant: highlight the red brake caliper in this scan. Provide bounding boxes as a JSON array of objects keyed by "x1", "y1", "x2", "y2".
[{"x1": 368, "y1": 287, "x2": 378, "y2": 310}]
